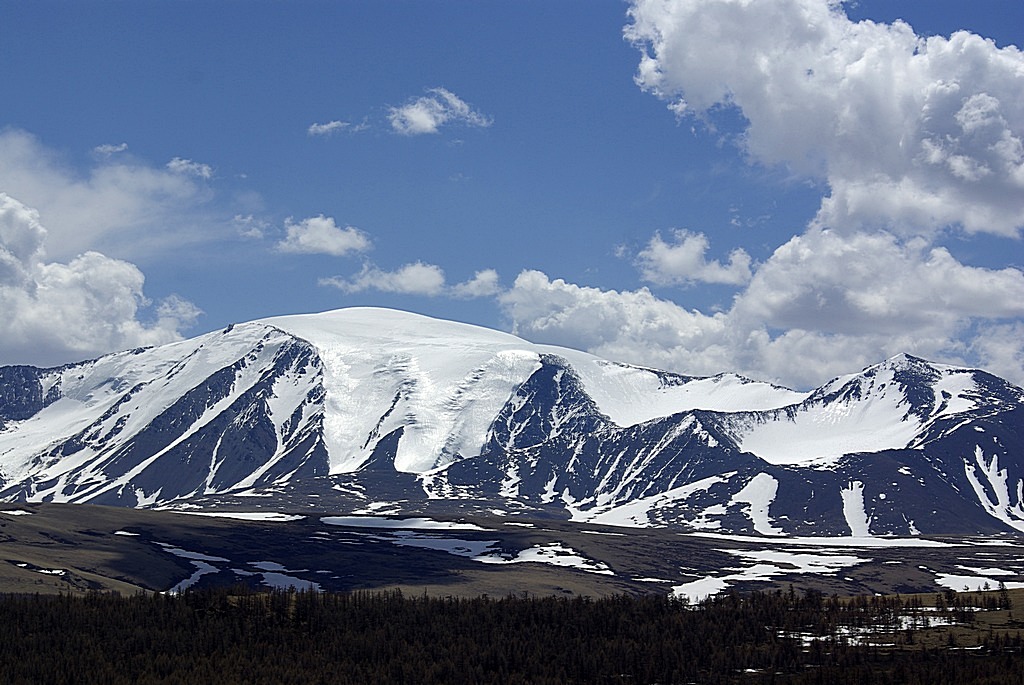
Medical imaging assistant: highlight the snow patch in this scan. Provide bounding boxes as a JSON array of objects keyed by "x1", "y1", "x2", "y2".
[
  {"x1": 574, "y1": 473, "x2": 733, "y2": 527},
  {"x1": 247, "y1": 561, "x2": 320, "y2": 591},
  {"x1": 263, "y1": 309, "x2": 545, "y2": 473},
  {"x1": 171, "y1": 511, "x2": 305, "y2": 522},
  {"x1": 936, "y1": 574, "x2": 1024, "y2": 593},
  {"x1": 321, "y1": 515, "x2": 488, "y2": 531},
  {"x1": 158, "y1": 543, "x2": 229, "y2": 593},
  {"x1": 840, "y1": 481, "x2": 872, "y2": 537},
  {"x1": 955, "y1": 565, "x2": 1015, "y2": 577},
  {"x1": 685, "y1": 532, "x2": 952, "y2": 548},
  {"x1": 477, "y1": 542, "x2": 613, "y2": 575},
  {"x1": 736, "y1": 365, "x2": 922, "y2": 466},
  {"x1": 569, "y1": 362, "x2": 806, "y2": 428},
  {"x1": 672, "y1": 548, "x2": 870, "y2": 603},
  {"x1": 375, "y1": 531, "x2": 499, "y2": 558},
  {"x1": 730, "y1": 473, "x2": 783, "y2": 536}
]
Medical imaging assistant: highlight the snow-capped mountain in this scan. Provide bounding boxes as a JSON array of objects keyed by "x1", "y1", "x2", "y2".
[{"x1": 0, "y1": 307, "x2": 1021, "y2": 537}]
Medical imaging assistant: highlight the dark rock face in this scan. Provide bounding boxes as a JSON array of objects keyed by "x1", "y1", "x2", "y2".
[{"x1": 0, "y1": 365, "x2": 61, "y2": 427}]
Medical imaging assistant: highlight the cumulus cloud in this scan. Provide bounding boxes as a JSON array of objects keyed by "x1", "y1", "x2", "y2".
[
  {"x1": 0, "y1": 129, "x2": 219, "y2": 260},
  {"x1": 500, "y1": 270, "x2": 735, "y2": 375},
  {"x1": 637, "y1": 229, "x2": 752, "y2": 286},
  {"x1": 321, "y1": 262, "x2": 500, "y2": 299},
  {"x1": 0, "y1": 193, "x2": 201, "y2": 367},
  {"x1": 388, "y1": 88, "x2": 492, "y2": 135},
  {"x1": 625, "y1": 0, "x2": 1024, "y2": 236},
  {"x1": 277, "y1": 215, "x2": 371, "y2": 257},
  {"x1": 569, "y1": 0, "x2": 1024, "y2": 387}
]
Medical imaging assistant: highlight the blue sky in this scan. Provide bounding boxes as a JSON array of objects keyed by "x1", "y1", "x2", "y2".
[{"x1": 1, "y1": 0, "x2": 1023, "y2": 389}]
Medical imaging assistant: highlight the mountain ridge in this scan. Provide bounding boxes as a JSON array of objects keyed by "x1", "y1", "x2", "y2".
[{"x1": 0, "y1": 307, "x2": 1021, "y2": 537}]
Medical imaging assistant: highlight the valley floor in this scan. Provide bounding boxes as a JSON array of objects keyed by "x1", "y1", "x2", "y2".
[{"x1": 1, "y1": 503, "x2": 1022, "y2": 601}]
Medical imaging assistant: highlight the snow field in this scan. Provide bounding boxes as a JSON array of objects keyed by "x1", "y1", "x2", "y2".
[
  {"x1": 734, "y1": 358, "x2": 982, "y2": 467},
  {"x1": 263, "y1": 308, "x2": 809, "y2": 475}
]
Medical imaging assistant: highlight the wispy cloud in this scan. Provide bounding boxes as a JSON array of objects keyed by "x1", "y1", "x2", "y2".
[
  {"x1": 0, "y1": 129, "x2": 223, "y2": 261},
  {"x1": 92, "y1": 142, "x2": 128, "y2": 157},
  {"x1": 388, "y1": 87, "x2": 492, "y2": 136},
  {"x1": 451, "y1": 269, "x2": 501, "y2": 298},
  {"x1": 233, "y1": 214, "x2": 270, "y2": 240},
  {"x1": 307, "y1": 120, "x2": 349, "y2": 137}
]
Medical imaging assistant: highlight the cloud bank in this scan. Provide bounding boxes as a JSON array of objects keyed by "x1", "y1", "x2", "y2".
[{"x1": 499, "y1": 0, "x2": 1024, "y2": 389}]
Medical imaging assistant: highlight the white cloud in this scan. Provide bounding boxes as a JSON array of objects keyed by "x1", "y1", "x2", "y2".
[
  {"x1": 321, "y1": 262, "x2": 500, "y2": 299},
  {"x1": 166, "y1": 157, "x2": 214, "y2": 180},
  {"x1": 0, "y1": 193, "x2": 201, "y2": 367},
  {"x1": 322, "y1": 261, "x2": 447, "y2": 296},
  {"x1": 277, "y1": 215, "x2": 371, "y2": 257},
  {"x1": 625, "y1": 0, "x2": 1024, "y2": 237},
  {"x1": 637, "y1": 229, "x2": 752, "y2": 286},
  {"x1": 500, "y1": 270, "x2": 735, "y2": 375},
  {"x1": 388, "y1": 87, "x2": 492, "y2": 136},
  {"x1": 451, "y1": 269, "x2": 502, "y2": 298},
  {"x1": 0, "y1": 129, "x2": 220, "y2": 260},
  {"x1": 307, "y1": 120, "x2": 349, "y2": 136}
]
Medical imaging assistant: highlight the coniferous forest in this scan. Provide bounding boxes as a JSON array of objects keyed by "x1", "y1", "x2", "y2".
[{"x1": 0, "y1": 587, "x2": 1022, "y2": 684}]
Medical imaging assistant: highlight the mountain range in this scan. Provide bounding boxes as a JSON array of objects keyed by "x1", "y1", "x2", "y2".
[{"x1": 1, "y1": 307, "x2": 1021, "y2": 538}]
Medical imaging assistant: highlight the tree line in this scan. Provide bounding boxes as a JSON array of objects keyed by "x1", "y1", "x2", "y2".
[{"x1": 0, "y1": 586, "x2": 1019, "y2": 684}]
